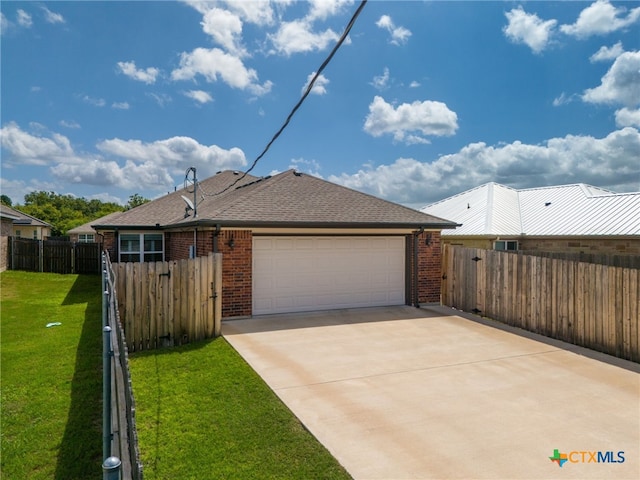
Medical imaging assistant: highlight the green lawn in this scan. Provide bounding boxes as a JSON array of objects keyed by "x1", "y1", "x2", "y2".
[
  {"x1": 2, "y1": 271, "x2": 350, "y2": 479},
  {"x1": 0, "y1": 271, "x2": 103, "y2": 480},
  {"x1": 129, "y1": 339, "x2": 351, "y2": 480}
]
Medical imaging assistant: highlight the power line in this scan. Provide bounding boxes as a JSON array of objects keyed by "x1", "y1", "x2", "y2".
[{"x1": 208, "y1": 0, "x2": 368, "y2": 197}]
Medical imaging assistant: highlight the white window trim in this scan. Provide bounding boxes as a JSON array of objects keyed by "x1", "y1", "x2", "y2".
[
  {"x1": 494, "y1": 240, "x2": 518, "y2": 251},
  {"x1": 119, "y1": 231, "x2": 164, "y2": 263},
  {"x1": 79, "y1": 233, "x2": 95, "y2": 243}
]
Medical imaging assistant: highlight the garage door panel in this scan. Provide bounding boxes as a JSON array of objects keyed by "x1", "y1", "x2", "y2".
[{"x1": 253, "y1": 236, "x2": 405, "y2": 315}]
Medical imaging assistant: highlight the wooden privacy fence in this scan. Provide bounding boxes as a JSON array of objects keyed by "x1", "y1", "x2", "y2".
[
  {"x1": 9, "y1": 238, "x2": 102, "y2": 274},
  {"x1": 442, "y1": 245, "x2": 639, "y2": 363},
  {"x1": 114, "y1": 254, "x2": 222, "y2": 352}
]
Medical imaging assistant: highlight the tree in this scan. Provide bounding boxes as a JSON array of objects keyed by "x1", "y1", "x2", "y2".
[
  {"x1": 1, "y1": 195, "x2": 12, "y2": 206},
  {"x1": 126, "y1": 193, "x2": 150, "y2": 210},
  {"x1": 16, "y1": 191, "x2": 124, "y2": 236}
]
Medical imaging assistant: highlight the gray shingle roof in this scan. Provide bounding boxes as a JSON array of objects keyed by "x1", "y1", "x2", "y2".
[
  {"x1": 96, "y1": 170, "x2": 457, "y2": 230},
  {"x1": 0, "y1": 205, "x2": 51, "y2": 227}
]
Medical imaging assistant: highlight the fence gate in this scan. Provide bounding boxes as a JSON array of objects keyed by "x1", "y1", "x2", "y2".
[{"x1": 115, "y1": 254, "x2": 222, "y2": 352}]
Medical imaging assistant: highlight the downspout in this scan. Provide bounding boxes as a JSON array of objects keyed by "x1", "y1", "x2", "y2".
[
  {"x1": 213, "y1": 224, "x2": 220, "y2": 253},
  {"x1": 193, "y1": 228, "x2": 197, "y2": 258},
  {"x1": 413, "y1": 227, "x2": 424, "y2": 308}
]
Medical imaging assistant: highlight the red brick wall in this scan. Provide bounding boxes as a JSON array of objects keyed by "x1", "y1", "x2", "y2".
[
  {"x1": 417, "y1": 231, "x2": 442, "y2": 304},
  {"x1": 101, "y1": 231, "x2": 117, "y2": 261},
  {"x1": 218, "y1": 230, "x2": 252, "y2": 318},
  {"x1": 407, "y1": 231, "x2": 442, "y2": 305}
]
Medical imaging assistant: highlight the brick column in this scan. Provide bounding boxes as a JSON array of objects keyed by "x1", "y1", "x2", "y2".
[
  {"x1": 219, "y1": 230, "x2": 252, "y2": 318},
  {"x1": 417, "y1": 231, "x2": 442, "y2": 304}
]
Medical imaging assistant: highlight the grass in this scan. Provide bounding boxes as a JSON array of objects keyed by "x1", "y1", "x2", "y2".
[
  {"x1": 0, "y1": 271, "x2": 103, "y2": 480},
  {"x1": 1, "y1": 270, "x2": 350, "y2": 479},
  {"x1": 129, "y1": 339, "x2": 352, "y2": 480}
]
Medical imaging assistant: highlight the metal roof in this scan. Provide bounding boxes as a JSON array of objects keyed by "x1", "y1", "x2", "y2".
[{"x1": 422, "y1": 183, "x2": 640, "y2": 236}]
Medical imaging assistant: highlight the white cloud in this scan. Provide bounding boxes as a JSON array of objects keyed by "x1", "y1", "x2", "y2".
[
  {"x1": 582, "y1": 51, "x2": 640, "y2": 107},
  {"x1": 268, "y1": 19, "x2": 341, "y2": 56},
  {"x1": 307, "y1": 0, "x2": 354, "y2": 22},
  {"x1": 96, "y1": 136, "x2": 247, "y2": 179},
  {"x1": 590, "y1": 41, "x2": 624, "y2": 62},
  {"x1": 0, "y1": 122, "x2": 75, "y2": 165},
  {"x1": 0, "y1": 122, "x2": 248, "y2": 192},
  {"x1": 201, "y1": 7, "x2": 247, "y2": 56},
  {"x1": 81, "y1": 95, "x2": 106, "y2": 107},
  {"x1": 59, "y1": 120, "x2": 81, "y2": 129},
  {"x1": 329, "y1": 128, "x2": 640, "y2": 207},
  {"x1": 117, "y1": 61, "x2": 160, "y2": 84},
  {"x1": 376, "y1": 15, "x2": 411, "y2": 46},
  {"x1": 146, "y1": 93, "x2": 172, "y2": 107},
  {"x1": 16, "y1": 9, "x2": 32, "y2": 28},
  {"x1": 560, "y1": 0, "x2": 640, "y2": 38},
  {"x1": 409, "y1": 81, "x2": 421, "y2": 88},
  {"x1": 615, "y1": 108, "x2": 640, "y2": 128},
  {"x1": 289, "y1": 157, "x2": 322, "y2": 177},
  {"x1": 302, "y1": 72, "x2": 329, "y2": 95},
  {"x1": 183, "y1": 90, "x2": 214, "y2": 104},
  {"x1": 503, "y1": 7, "x2": 557, "y2": 54},
  {"x1": 41, "y1": 6, "x2": 65, "y2": 24},
  {"x1": 1, "y1": 12, "x2": 11, "y2": 33},
  {"x1": 370, "y1": 67, "x2": 390, "y2": 91},
  {"x1": 363, "y1": 96, "x2": 458, "y2": 144},
  {"x1": 552, "y1": 92, "x2": 580, "y2": 107},
  {"x1": 112, "y1": 101, "x2": 130, "y2": 110},
  {"x1": 171, "y1": 47, "x2": 272, "y2": 96}
]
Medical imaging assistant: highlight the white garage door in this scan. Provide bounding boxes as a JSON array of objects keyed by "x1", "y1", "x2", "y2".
[{"x1": 253, "y1": 236, "x2": 405, "y2": 315}]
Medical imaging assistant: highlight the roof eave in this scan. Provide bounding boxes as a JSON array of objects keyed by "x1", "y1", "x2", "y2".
[{"x1": 169, "y1": 219, "x2": 460, "y2": 230}]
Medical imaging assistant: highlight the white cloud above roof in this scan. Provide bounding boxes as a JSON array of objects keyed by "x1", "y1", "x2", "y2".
[
  {"x1": 363, "y1": 96, "x2": 458, "y2": 144},
  {"x1": 376, "y1": 15, "x2": 411, "y2": 46},
  {"x1": 560, "y1": 0, "x2": 640, "y2": 38},
  {"x1": 117, "y1": 61, "x2": 160, "y2": 85},
  {"x1": 590, "y1": 41, "x2": 624, "y2": 62},
  {"x1": 582, "y1": 51, "x2": 640, "y2": 107},
  {"x1": 503, "y1": 7, "x2": 557, "y2": 54}
]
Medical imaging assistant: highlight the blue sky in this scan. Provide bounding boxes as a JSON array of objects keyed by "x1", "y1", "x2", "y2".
[{"x1": 2, "y1": 1, "x2": 639, "y2": 208}]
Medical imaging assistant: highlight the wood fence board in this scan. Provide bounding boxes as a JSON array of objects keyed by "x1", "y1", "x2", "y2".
[
  {"x1": 442, "y1": 246, "x2": 638, "y2": 363},
  {"x1": 114, "y1": 256, "x2": 220, "y2": 352}
]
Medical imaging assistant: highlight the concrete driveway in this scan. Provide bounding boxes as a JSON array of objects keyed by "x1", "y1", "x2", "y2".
[{"x1": 223, "y1": 305, "x2": 639, "y2": 479}]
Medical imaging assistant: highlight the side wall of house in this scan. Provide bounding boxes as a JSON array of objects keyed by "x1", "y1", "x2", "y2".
[
  {"x1": 407, "y1": 231, "x2": 443, "y2": 305},
  {"x1": 218, "y1": 230, "x2": 252, "y2": 318},
  {"x1": 0, "y1": 218, "x2": 11, "y2": 272},
  {"x1": 417, "y1": 231, "x2": 442, "y2": 304},
  {"x1": 520, "y1": 237, "x2": 640, "y2": 256}
]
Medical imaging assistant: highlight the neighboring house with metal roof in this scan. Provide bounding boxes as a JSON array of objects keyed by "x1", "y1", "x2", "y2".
[
  {"x1": 67, "y1": 211, "x2": 124, "y2": 243},
  {"x1": 0, "y1": 204, "x2": 52, "y2": 240},
  {"x1": 421, "y1": 182, "x2": 640, "y2": 255},
  {"x1": 95, "y1": 169, "x2": 458, "y2": 318}
]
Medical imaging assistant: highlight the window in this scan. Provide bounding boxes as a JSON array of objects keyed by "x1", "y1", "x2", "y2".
[
  {"x1": 15, "y1": 230, "x2": 21, "y2": 238},
  {"x1": 79, "y1": 233, "x2": 95, "y2": 243},
  {"x1": 119, "y1": 233, "x2": 164, "y2": 262},
  {"x1": 494, "y1": 240, "x2": 518, "y2": 251},
  {"x1": 33, "y1": 230, "x2": 38, "y2": 239}
]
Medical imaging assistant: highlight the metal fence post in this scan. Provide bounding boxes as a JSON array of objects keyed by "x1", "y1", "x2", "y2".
[
  {"x1": 102, "y1": 456, "x2": 121, "y2": 480},
  {"x1": 103, "y1": 325, "x2": 112, "y2": 461}
]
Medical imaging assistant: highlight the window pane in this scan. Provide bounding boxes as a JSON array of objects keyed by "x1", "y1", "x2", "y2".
[
  {"x1": 144, "y1": 252, "x2": 163, "y2": 262},
  {"x1": 120, "y1": 234, "x2": 140, "y2": 252},
  {"x1": 121, "y1": 253, "x2": 139, "y2": 263},
  {"x1": 494, "y1": 241, "x2": 505, "y2": 251},
  {"x1": 144, "y1": 234, "x2": 163, "y2": 252},
  {"x1": 506, "y1": 241, "x2": 518, "y2": 251}
]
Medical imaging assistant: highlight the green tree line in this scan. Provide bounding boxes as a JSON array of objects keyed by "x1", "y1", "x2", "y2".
[{"x1": 1, "y1": 191, "x2": 149, "y2": 237}]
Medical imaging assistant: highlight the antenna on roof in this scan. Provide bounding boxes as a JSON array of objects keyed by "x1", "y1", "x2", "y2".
[{"x1": 183, "y1": 167, "x2": 198, "y2": 218}]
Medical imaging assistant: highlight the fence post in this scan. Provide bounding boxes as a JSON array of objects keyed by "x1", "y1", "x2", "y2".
[
  {"x1": 102, "y1": 456, "x2": 121, "y2": 480},
  {"x1": 103, "y1": 325, "x2": 112, "y2": 461}
]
